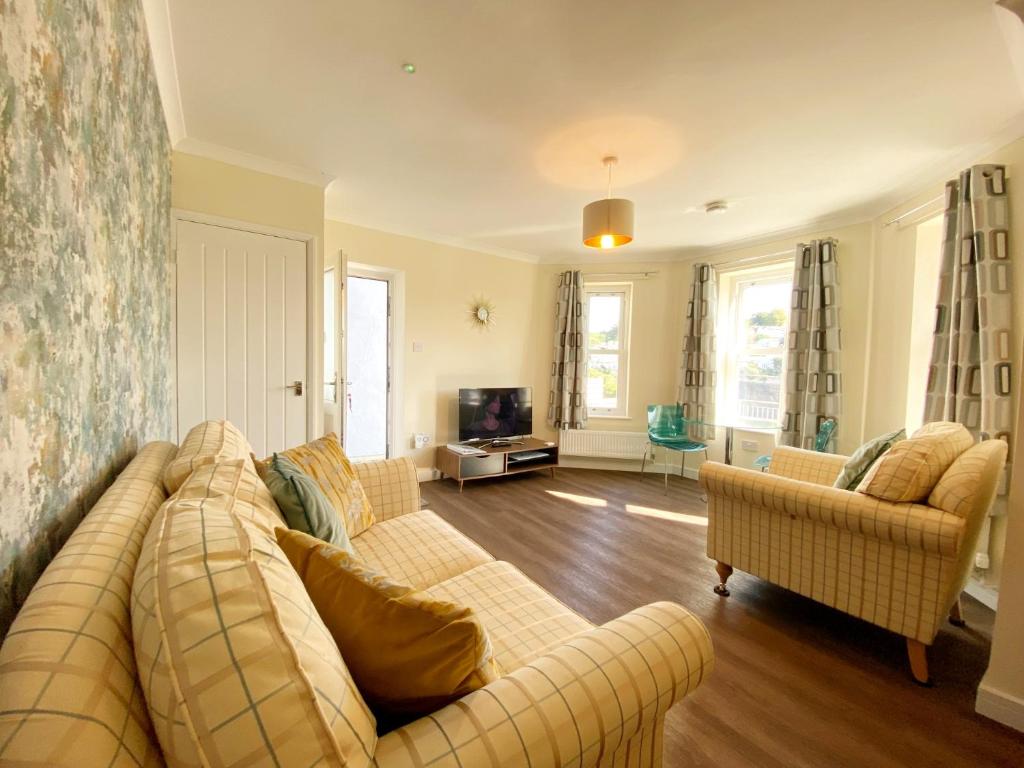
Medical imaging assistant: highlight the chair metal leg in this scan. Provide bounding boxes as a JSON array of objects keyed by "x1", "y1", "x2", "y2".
[
  {"x1": 640, "y1": 446, "x2": 648, "y2": 477},
  {"x1": 700, "y1": 449, "x2": 709, "y2": 502},
  {"x1": 663, "y1": 452, "x2": 669, "y2": 492}
]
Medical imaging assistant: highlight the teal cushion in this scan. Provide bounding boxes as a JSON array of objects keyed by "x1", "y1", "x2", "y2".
[
  {"x1": 833, "y1": 429, "x2": 906, "y2": 491},
  {"x1": 263, "y1": 453, "x2": 354, "y2": 554}
]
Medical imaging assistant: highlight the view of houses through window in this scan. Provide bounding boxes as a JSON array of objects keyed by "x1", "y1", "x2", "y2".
[{"x1": 719, "y1": 265, "x2": 793, "y2": 428}]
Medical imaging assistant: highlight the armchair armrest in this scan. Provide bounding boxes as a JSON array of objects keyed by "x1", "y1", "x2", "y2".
[
  {"x1": 766, "y1": 446, "x2": 848, "y2": 485},
  {"x1": 372, "y1": 602, "x2": 713, "y2": 768},
  {"x1": 354, "y1": 457, "x2": 420, "y2": 520},
  {"x1": 700, "y1": 463, "x2": 964, "y2": 557}
]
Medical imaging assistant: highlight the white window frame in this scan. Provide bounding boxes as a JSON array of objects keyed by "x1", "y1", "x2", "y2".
[
  {"x1": 584, "y1": 282, "x2": 632, "y2": 419},
  {"x1": 717, "y1": 263, "x2": 793, "y2": 428}
]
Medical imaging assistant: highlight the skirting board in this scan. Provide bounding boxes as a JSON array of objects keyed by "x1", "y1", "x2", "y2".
[
  {"x1": 976, "y1": 682, "x2": 1024, "y2": 733},
  {"x1": 964, "y1": 577, "x2": 999, "y2": 610}
]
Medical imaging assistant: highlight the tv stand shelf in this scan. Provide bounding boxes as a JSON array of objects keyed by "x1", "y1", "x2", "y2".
[{"x1": 435, "y1": 438, "x2": 558, "y2": 491}]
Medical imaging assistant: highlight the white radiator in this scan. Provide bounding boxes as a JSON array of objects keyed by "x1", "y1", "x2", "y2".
[{"x1": 559, "y1": 430, "x2": 649, "y2": 460}]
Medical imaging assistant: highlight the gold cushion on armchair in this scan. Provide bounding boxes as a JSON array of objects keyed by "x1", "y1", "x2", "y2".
[{"x1": 856, "y1": 421, "x2": 974, "y2": 502}]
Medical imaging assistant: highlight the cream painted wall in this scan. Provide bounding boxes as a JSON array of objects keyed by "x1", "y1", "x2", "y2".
[
  {"x1": 324, "y1": 220, "x2": 538, "y2": 469},
  {"x1": 172, "y1": 152, "x2": 325, "y2": 237}
]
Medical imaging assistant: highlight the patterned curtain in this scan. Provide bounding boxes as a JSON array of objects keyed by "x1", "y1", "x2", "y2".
[
  {"x1": 781, "y1": 239, "x2": 842, "y2": 450},
  {"x1": 924, "y1": 164, "x2": 1013, "y2": 517},
  {"x1": 547, "y1": 270, "x2": 588, "y2": 430},
  {"x1": 677, "y1": 263, "x2": 717, "y2": 441}
]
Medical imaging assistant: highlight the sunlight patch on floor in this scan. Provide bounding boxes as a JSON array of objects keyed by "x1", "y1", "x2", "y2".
[
  {"x1": 545, "y1": 490, "x2": 608, "y2": 507},
  {"x1": 624, "y1": 504, "x2": 708, "y2": 525}
]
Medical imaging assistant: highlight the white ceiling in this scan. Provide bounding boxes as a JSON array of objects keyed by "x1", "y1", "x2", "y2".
[{"x1": 163, "y1": 0, "x2": 1024, "y2": 262}]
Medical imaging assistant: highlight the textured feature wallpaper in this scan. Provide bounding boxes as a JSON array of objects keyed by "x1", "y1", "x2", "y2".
[{"x1": 0, "y1": 1, "x2": 171, "y2": 636}]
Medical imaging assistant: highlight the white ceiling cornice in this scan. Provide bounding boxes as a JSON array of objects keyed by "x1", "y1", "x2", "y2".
[
  {"x1": 141, "y1": 0, "x2": 185, "y2": 145},
  {"x1": 325, "y1": 214, "x2": 542, "y2": 264},
  {"x1": 175, "y1": 138, "x2": 336, "y2": 189}
]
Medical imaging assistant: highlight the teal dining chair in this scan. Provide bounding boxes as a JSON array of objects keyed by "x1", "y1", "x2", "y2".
[
  {"x1": 753, "y1": 417, "x2": 837, "y2": 471},
  {"x1": 640, "y1": 404, "x2": 709, "y2": 492}
]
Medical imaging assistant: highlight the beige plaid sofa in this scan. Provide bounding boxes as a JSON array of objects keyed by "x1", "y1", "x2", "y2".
[
  {"x1": 0, "y1": 426, "x2": 713, "y2": 767},
  {"x1": 699, "y1": 440, "x2": 1006, "y2": 684}
]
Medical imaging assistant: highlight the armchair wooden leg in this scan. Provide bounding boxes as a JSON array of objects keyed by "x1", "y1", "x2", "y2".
[
  {"x1": 949, "y1": 595, "x2": 966, "y2": 627},
  {"x1": 906, "y1": 639, "x2": 931, "y2": 686},
  {"x1": 713, "y1": 561, "x2": 733, "y2": 596}
]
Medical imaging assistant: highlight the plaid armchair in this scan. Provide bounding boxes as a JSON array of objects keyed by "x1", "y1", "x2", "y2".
[{"x1": 699, "y1": 442, "x2": 1007, "y2": 684}]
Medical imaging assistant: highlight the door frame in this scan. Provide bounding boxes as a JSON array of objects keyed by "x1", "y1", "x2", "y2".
[
  {"x1": 170, "y1": 208, "x2": 322, "y2": 444},
  {"x1": 345, "y1": 262, "x2": 404, "y2": 460}
]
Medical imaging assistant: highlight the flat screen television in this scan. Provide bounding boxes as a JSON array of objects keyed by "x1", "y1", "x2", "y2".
[{"x1": 458, "y1": 387, "x2": 533, "y2": 442}]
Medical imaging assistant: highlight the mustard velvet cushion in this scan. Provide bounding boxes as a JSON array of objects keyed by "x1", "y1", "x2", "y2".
[
  {"x1": 856, "y1": 421, "x2": 974, "y2": 502},
  {"x1": 276, "y1": 528, "x2": 500, "y2": 724},
  {"x1": 833, "y1": 428, "x2": 906, "y2": 491},
  {"x1": 258, "y1": 433, "x2": 376, "y2": 537},
  {"x1": 263, "y1": 453, "x2": 355, "y2": 553}
]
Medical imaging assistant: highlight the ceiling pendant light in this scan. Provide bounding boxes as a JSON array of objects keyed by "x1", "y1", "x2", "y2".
[{"x1": 582, "y1": 156, "x2": 634, "y2": 249}]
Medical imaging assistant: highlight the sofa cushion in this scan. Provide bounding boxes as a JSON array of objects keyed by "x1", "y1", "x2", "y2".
[
  {"x1": 426, "y1": 561, "x2": 593, "y2": 672},
  {"x1": 856, "y1": 421, "x2": 974, "y2": 502},
  {"x1": 175, "y1": 456, "x2": 284, "y2": 529},
  {"x1": 353, "y1": 509, "x2": 492, "y2": 589},
  {"x1": 164, "y1": 419, "x2": 252, "y2": 494},
  {"x1": 277, "y1": 529, "x2": 500, "y2": 725},
  {"x1": 0, "y1": 441, "x2": 176, "y2": 768},
  {"x1": 928, "y1": 440, "x2": 1008, "y2": 518},
  {"x1": 132, "y1": 460, "x2": 377, "y2": 768},
  {"x1": 271, "y1": 433, "x2": 376, "y2": 537},
  {"x1": 832, "y1": 428, "x2": 905, "y2": 490},
  {"x1": 264, "y1": 453, "x2": 354, "y2": 552}
]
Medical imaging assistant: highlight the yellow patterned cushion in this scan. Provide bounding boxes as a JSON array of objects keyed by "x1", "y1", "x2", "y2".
[
  {"x1": 856, "y1": 421, "x2": 974, "y2": 502},
  {"x1": 426, "y1": 560, "x2": 594, "y2": 672},
  {"x1": 274, "y1": 433, "x2": 376, "y2": 537},
  {"x1": 0, "y1": 441, "x2": 176, "y2": 768},
  {"x1": 353, "y1": 509, "x2": 493, "y2": 589},
  {"x1": 164, "y1": 419, "x2": 252, "y2": 494},
  {"x1": 928, "y1": 440, "x2": 1008, "y2": 517},
  {"x1": 277, "y1": 529, "x2": 500, "y2": 724},
  {"x1": 353, "y1": 457, "x2": 421, "y2": 521},
  {"x1": 132, "y1": 460, "x2": 377, "y2": 768}
]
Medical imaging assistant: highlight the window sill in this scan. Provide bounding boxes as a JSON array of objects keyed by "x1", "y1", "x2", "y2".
[{"x1": 587, "y1": 413, "x2": 631, "y2": 420}]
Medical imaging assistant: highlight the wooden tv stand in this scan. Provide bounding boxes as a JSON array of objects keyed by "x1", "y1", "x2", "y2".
[{"x1": 435, "y1": 438, "x2": 559, "y2": 491}]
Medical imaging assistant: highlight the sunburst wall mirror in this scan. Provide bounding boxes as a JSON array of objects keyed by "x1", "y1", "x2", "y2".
[{"x1": 468, "y1": 297, "x2": 496, "y2": 329}]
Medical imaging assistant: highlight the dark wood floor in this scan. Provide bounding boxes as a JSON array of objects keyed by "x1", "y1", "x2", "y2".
[{"x1": 422, "y1": 468, "x2": 1024, "y2": 768}]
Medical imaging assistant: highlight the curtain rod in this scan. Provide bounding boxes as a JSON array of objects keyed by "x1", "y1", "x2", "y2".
[
  {"x1": 708, "y1": 249, "x2": 792, "y2": 269},
  {"x1": 582, "y1": 270, "x2": 658, "y2": 279},
  {"x1": 882, "y1": 194, "x2": 944, "y2": 228}
]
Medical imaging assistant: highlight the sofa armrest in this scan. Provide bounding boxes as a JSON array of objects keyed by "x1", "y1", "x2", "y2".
[
  {"x1": 700, "y1": 463, "x2": 964, "y2": 557},
  {"x1": 372, "y1": 602, "x2": 713, "y2": 768},
  {"x1": 765, "y1": 445, "x2": 848, "y2": 485},
  {"x1": 354, "y1": 457, "x2": 420, "y2": 521}
]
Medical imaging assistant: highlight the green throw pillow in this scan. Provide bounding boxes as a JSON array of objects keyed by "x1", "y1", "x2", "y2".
[
  {"x1": 263, "y1": 453, "x2": 354, "y2": 554},
  {"x1": 833, "y1": 429, "x2": 906, "y2": 491}
]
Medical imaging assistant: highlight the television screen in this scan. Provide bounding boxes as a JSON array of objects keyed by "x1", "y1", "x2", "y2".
[{"x1": 458, "y1": 387, "x2": 533, "y2": 441}]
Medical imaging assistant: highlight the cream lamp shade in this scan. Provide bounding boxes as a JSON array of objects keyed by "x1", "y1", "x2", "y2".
[{"x1": 582, "y1": 198, "x2": 634, "y2": 249}]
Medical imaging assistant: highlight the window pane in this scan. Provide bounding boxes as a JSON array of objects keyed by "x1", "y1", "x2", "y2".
[
  {"x1": 588, "y1": 295, "x2": 621, "y2": 351},
  {"x1": 587, "y1": 353, "x2": 619, "y2": 409},
  {"x1": 323, "y1": 269, "x2": 335, "y2": 402},
  {"x1": 735, "y1": 279, "x2": 790, "y2": 426}
]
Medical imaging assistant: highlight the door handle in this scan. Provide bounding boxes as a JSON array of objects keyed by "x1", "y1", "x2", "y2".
[{"x1": 286, "y1": 380, "x2": 304, "y2": 396}]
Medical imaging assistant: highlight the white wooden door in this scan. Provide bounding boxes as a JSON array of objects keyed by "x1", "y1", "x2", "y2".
[{"x1": 176, "y1": 220, "x2": 308, "y2": 456}]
